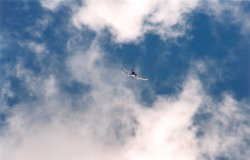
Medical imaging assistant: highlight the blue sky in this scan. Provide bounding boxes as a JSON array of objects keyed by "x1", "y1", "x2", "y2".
[{"x1": 0, "y1": 0, "x2": 250, "y2": 160}]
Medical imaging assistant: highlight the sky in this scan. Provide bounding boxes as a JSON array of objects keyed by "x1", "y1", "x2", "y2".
[{"x1": 0, "y1": 0, "x2": 250, "y2": 160}]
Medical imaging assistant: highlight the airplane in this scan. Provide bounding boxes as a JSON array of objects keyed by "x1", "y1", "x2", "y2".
[{"x1": 122, "y1": 68, "x2": 148, "y2": 80}]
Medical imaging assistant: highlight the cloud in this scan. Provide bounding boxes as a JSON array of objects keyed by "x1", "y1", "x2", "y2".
[
  {"x1": 124, "y1": 76, "x2": 203, "y2": 160},
  {"x1": 17, "y1": 41, "x2": 49, "y2": 60},
  {"x1": 39, "y1": 0, "x2": 250, "y2": 43},
  {"x1": 196, "y1": 94, "x2": 250, "y2": 160},
  {"x1": 40, "y1": 0, "x2": 65, "y2": 11},
  {"x1": 25, "y1": 15, "x2": 52, "y2": 38},
  {"x1": 0, "y1": 70, "x2": 202, "y2": 160},
  {"x1": 202, "y1": 0, "x2": 250, "y2": 34},
  {"x1": 1, "y1": 41, "x2": 249, "y2": 160},
  {"x1": 40, "y1": 0, "x2": 249, "y2": 42},
  {"x1": 40, "y1": 0, "x2": 79, "y2": 12},
  {"x1": 1, "y1": 1, "x2": 249, "y2": 158},
  {"x1": 27, "y1": 41, "x2": 48, "y2": 55},
  {"x1": 72, "y1": 0, "x2": 199, "y2": 42}
]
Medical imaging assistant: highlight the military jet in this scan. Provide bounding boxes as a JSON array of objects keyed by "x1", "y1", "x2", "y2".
[{"x1": 122, "y1": 68, "x2": 148, "y2": 80}]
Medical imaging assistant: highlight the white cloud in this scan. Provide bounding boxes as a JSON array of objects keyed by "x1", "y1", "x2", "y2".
[
  {"x1": 1, "y1": 42, "x2": 249, "y2": 160},
  {"x1": 27, "y1": 41, "x2": 48, "y2": 54},
  {"x1": 18, "y1": 41, "x2": 49, "y2": 60},
  {"x1": 40, "y1": 0, "x2": 79, "y2": 12},
  {"x1": 72, "y1": 0, "x2": 199, "y2": 42},
  {"x1": 203, "y1": 0, "x2": 250, "y2": 34},
  {"x1": 2, "y1": 61, "x2": 56, "y2": 100},
  {"x1": 124, "y1": 76, "x2": 203, "y2": 160},
  {"x1": 25, "y1": 15, "x2": 52, "y2": 38},
  {"x1": 0, "y1": 72, "x2": 202, "y2": 160},
  {"x1": 2, "y1": 1, "x2": 249, "y2": 159},
  {"x1": 197, "y1": 94, "x2": 250, "y2": 159},
  {"x1": 39, "y1": 0, "x2": 250, "y2": 43},
  {"x1": 44, "y1": 75, "x2": 58, "y2": 97},
  {"x1": 40, "y1": 0, "x2": 65, "y2": 11}
]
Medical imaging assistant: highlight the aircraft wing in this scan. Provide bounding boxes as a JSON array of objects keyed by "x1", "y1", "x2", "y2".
[
  {"x1": 122, "y1": 69, "x2": 130, "y2": 76},
  {"x1": 135, "y1": 76, "x2": 148, "y2": 80}
]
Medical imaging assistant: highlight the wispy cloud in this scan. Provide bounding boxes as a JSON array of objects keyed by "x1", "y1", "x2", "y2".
[
  {"x1": 18, "y1": 41, "x2": 49, "y2": 60},
  {"x1": 72, "y1": 0, "x2": 199, "y2": 42},
  {"x1": 39, "y1": 0, "x2": 250, "y2": 42},
  {"x1": 1, "y1": 1, "x2": 249, "y2": 160},
  {"x1": 202, "y1": 0, "x2": 250, "y2": 34},
  {"x1": 0, "y1": 61, "x2": 201, "y2": 160},
  {"x1": 196, "y1": 94, "x2": 250, "y2": 160},
  {"x1": 40, "y1": 0, "x2": 65, "y2": 11},
  {"x1": 27, "y1": 41, "x2": 48, "y2": 54},
  {"x1": 25, "y1": 15, "x2": 52, "y2": 38},
  {"x1": 1, "y1": 41, "x2": 249, "y2": 159}
]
